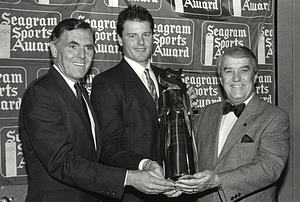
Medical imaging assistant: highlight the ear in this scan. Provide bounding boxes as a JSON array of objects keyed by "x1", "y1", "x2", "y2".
[
  {"x1": 254, "y1": 74, "x2": 258, "y2": 83},
  {"x1": 219, "y1": 77, "x2": 223, "y2": 86},
  {"x1": 117, "y1": 34, "x2": 123, "y2": 47},
  {"x1": 49, "y1": 42, "x2": 57, "y2": 58}
]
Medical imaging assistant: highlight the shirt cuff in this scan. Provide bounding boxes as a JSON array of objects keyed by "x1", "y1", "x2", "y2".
[
  {"x1": 139, "y1": 159, "x2": 151, "y2": 170},
  {"x1": 124, "y1": 170, "x2": 128, "y2": 186}
]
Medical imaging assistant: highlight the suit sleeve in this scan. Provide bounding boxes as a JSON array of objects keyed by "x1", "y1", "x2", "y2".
[
  {"x1": 91, "y1": 75, "x2": 144, "y2": 170},
  {"x1": 217, "y1": 108, "x2": 290, "y2": 201},
  {"x1": 19, "y1": 84, "x2": 126, "y2": 199}
]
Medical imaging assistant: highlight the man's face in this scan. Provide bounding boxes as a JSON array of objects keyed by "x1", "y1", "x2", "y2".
[
  {"x1": 118, "y1": 20, "x2": 153, "y2": 67},
  {"x1": 220, "y1": 56, "x2": 257, "y2": 105},
  {"x1": 50, "y1": 28, "x2": 94, "y2": 81}
]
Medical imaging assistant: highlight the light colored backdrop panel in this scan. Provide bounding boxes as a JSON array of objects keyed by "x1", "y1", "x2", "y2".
[{"x1": 277, "y1": 0, "x2": 299, "y2": 201}]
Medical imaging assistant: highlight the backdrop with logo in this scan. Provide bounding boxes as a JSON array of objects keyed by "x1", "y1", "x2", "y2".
[{"x1": 0, "y1": 0, "x2": 274, "y2": 185}]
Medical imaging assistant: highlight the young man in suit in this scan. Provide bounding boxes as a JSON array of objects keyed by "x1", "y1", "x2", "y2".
[
  {"x1": 175, "y1": 46, "x2": 290, "y2": 202},
  {"x1": 19, "y1": 18, "x2": 175, "y2": 202},
  {"x1": 91, "y1": 5, "x2": 184, "y2": 202}
]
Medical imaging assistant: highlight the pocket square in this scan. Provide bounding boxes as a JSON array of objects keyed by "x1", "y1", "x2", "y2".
[{"x1": 241, "y1": 134, "x2": 254, "y2": 143}]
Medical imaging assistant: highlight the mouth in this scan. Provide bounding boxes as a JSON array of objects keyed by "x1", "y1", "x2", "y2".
[
  {"x1": 134, "y1": 47, "x2": 146, "y2": 52},
  {"x1": 231, "y1": 84, "x2": 244, "y2": 88},
  {"x1": 72, "y1": 62, "x2": 85, "y2": 67},
  {"x1": 232, "y1": 85, "x2": 243, "y2": 88}
]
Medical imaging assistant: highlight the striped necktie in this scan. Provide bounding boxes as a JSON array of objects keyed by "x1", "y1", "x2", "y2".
[{"x1": 144, "y1": 69, "x2": 158, "y2": 105}]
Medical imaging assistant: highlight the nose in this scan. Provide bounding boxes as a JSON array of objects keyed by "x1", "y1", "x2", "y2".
[
  {"x1": 77, "y1": 47, "x2": 85, "y2": 59},
  {"x1": 137, "y1": 36, "x2": 145, "y2": 45},
  {"x1": 233, "y1": 71, "x2": 241, "y2": 81}
]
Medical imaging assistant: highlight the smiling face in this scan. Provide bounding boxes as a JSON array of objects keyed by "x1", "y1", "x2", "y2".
[
  {"x1": 49, "y1": 28, "x2": 94, "y2": 82},
  {"x1": 118, "y1": 20, "x2": 153, "y2": 67},
  {"x1": 220, "y1": 56, "x2": 257, "y2": 105}
]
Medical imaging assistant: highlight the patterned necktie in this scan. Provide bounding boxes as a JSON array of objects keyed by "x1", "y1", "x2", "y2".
[
  {"x1": 144, "y1": 69, "x2": 158, "y2": 104},
  {"x1": 223, "y1": 102, "x2": 245, "y2": 117},
  {"x1": 74, "y1": 82, "x2": 90, "y2": 120},
  {"x1": 74, "y1": 82, "x2": 97, "y2": 150}
]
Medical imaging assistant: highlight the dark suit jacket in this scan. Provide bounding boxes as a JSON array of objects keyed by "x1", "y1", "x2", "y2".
[
  {"x1": 194, "y1": 94, "x2": 290, "y2": 202},
  {"x1": 91, "y1": 59, "x2": 163, "y2": 202},
  {"x1": 19, "y1": 67, "x2": 127, "y2": 202}
]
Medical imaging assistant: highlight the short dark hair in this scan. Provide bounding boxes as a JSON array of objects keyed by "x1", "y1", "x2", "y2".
[
  {"x1": 216, "y1": 46, "x2": 259, "y2": 76},
  {"x1": 117, "y1": 5, "x2": 154, "y2": 37},
  {"x1": 50, "y1": 18, "x2": 95, "y2": 43}
]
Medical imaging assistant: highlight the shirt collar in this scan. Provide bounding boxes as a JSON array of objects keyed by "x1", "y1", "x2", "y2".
[
  {"x1": 124, "y1": 56, "x2": 151, "y2": 77},
  {"x1": 244, "y1": 93, "x2": 254, "y2": 105},
  {"x1": 53, "y1": 64, "x2": 77, "y2": 91}
]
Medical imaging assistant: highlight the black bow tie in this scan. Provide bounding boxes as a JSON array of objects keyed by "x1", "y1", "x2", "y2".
[{"x1": 223, "y1": 102, "x2": 245, "y2": 117}]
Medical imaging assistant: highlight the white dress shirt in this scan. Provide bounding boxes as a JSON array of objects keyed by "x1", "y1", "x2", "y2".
[
  {"x1": 217, "y1": 94, "x2": 254, "y2": 157},
  {"x1": 124, "y1": 56, "x2": 159, "y2": 97}
]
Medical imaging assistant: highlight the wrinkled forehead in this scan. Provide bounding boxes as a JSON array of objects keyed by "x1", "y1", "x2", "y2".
[
  {"x1": 221, "y1": 56, "x2": 255, "y2": 70},
  {"x1": 56, "y1": 29, "x2": 95, "y2": 45}
]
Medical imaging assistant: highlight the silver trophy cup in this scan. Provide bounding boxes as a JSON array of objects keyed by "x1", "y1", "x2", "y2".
[{"x1": 158, "y1": 68, "x2": 197, "y2": 180}]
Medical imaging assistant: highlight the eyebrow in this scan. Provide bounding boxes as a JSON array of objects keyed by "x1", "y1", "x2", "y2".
[
  {"x1": 241, "y1": 65, "x2": 251, "y2": 69},
  {"x1": 69, "y1": 41, "x2": 79, "y2": 45},
  {"x1": 68, "y1": 40, "x2": 94, "y2": 47},
  {"x1": 223, "y1": 65, "x2": 251, "y2": 70},
  {"x1": 126, "y1": 31, "x2": 152, "y2": 35}
]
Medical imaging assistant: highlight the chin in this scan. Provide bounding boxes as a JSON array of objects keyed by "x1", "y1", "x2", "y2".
[{"x1": 228, "y1": 96, "x2": 246, "y2": 103}]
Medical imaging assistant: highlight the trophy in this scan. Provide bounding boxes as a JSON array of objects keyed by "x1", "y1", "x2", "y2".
[{"x1": 158, "y1": 68, "x2": 198, "y2": 180}]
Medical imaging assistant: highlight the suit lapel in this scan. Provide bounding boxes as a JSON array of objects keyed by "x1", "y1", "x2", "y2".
[
  {"x1": 48, "y1": 67, "x2": 97, "y2": 155},
  {"x1": 151, "y1": 64, "x2": 164, "y2": 96},
  {"x1": 216, "y1": 95, "x2": 260, "y2": 164},
  {"x1": 121, "y1": 59, "x2": 159, "y2": 124},
  {"x1": 209, "y1": 103, "x2": 226, "y2": 167},
  {"x1": 48, "y1": 67, "x2": 80, "y2": 110},
  {"x1": 51, "y1": 68, "x2": 89, "y2": 124},
  {"x1": 82, "y1": 88, "x2": 102, "y2": 157}
]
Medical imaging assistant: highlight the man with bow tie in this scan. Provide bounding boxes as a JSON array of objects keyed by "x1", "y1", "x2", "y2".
[{"x1": 175, "y1": 46, "x2": 290, "y2": 202}]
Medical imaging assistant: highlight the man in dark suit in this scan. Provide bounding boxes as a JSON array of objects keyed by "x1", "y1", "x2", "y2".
[
  {"x1": 91, "y1": 5, "x2": 183, "y2": 202},
  {"x1": 19, "y1": 18, "x2": 175, "y2": 202},
  {"x1": 175, "y1": 46, "x2": 290, "y2": 202}
]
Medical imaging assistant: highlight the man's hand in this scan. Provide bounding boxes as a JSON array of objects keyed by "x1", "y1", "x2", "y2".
[
  {"x1": 186, "y1": 84, "x2": 198, "y2": 109},
  {"x1": 126, "y1": 170, "x2": 175, "y2": 195},
  {"x1": 143, "y1": 160, "x2": 164, "y2": 178},
  {"x1": 140, "y1": 161, "x2": 182, "y2": 197},
  {"x1": 163, "y1": 187, "x2": 183, "y2": 197},
  {"x1": 175, "y1": 170, "x2": 221, "y2": 194}
]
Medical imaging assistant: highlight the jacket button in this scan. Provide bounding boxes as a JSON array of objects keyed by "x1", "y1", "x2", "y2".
[{"x1": 143, "y1": 134, "x2": 147, "y2": 138}]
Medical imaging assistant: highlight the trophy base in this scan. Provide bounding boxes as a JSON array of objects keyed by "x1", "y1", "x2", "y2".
[{"x1": 169, "y1": 174, "x2": 195, "y2": 181}]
